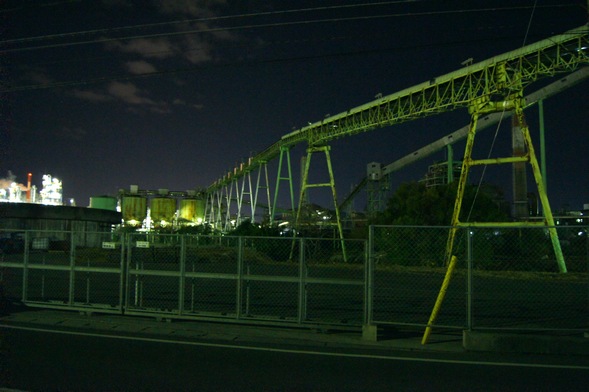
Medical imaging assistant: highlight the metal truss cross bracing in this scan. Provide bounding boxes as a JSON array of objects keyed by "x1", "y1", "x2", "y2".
[{"x1": 204, "y1": 24, "x2": 588, "y2": 234}]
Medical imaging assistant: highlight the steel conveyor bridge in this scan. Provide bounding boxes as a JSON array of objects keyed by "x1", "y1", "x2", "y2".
[
  {"x1": 204, "y1": 23, "x2": 588, "y2": 267},
  {"x1": 339, "y1": 67, "x2": 589, "y2": 215}
]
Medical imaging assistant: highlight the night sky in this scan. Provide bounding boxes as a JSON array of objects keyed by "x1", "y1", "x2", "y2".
[{"x1": 1, "y1": 1, "x2": 588, "y2": 212}]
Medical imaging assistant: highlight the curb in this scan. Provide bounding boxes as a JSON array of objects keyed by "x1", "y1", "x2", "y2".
[{"x1": 463, "y1": 330, "x2": 589, "y2": 356}]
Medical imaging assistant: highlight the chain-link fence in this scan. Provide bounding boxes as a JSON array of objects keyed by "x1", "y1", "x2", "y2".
[
  {"x1": 0, "y1": 229, "x2": 26, "y2": 301},
  {"x1": 0, "y1": 229, "x2": 124, "y2": 312},
  {"x1": 369, "y1": 225, "x2": 468, "y2": 329},
  {"x1": 2, "y1": 226, "x2": 587, "y2": 332},
  {"x1": 73, "y1": 231, "x2": 124, "y2": 310},
  {"x1": 369, "y1": 225, "x2": 589, "y2": 332},
  {"x1": 0, "y1": 230, "x2": 366, "y2": 326},
  {"x1": 470, "y1": 226, "x2": 588, "y2": 331},
  {"x1": 124, "y1": 233, "x2": 366, "y2": 326}
]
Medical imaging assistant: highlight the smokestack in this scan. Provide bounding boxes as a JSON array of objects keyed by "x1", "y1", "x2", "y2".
[{"x1": 26, "y1": 172, "x2": 32, "y2": 202}]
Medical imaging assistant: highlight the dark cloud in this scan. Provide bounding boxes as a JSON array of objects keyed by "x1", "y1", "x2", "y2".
[
  {"x1": 55, "y1": 126, "x2": 87, "y2": 141},
  {"x1": 125, "y1": 60, "x2": 158, "y2": 75}
]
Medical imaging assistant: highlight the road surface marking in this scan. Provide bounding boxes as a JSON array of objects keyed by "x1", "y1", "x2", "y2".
[{"x1": 2, "y1": 323, "x2": 588, "y2": 371}]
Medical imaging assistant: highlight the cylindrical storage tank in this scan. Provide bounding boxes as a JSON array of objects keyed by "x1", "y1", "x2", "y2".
[
  {"x1": 121, "y1": 196, "x2": 147, "y2": 225},
  {"x1": 195, "y1": 198, "x2": 205, "y2": 222},
  {"x1": 150, "y1": 197, "x2": 176, "y2": 226},
  {"x1": 89, "y1": 196, "x2": 118, "y2": 211},
  {"x1": 179, "y1": 198, "x2": 197, "y2": 223}
]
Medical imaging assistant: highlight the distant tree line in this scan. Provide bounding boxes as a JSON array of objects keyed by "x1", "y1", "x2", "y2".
[{"x1": 372, "y1": 181, "x2": 510, "y2": 226}]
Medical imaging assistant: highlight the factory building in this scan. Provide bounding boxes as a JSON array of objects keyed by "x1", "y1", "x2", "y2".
[
  {"x1": 0, "y1": 172, "x2": 122, "y2": 249},
  {"x1": 0, "y1": 202, "x2": 121, "y2": 249}
]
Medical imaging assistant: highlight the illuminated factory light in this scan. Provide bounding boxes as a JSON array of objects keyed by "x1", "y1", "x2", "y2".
[
  {"x1": 40, "y1": 174, "x2": 63, "y2": 205},
  {"x1": 0, "y1": 172, "x2": 48, "y2": 204}
]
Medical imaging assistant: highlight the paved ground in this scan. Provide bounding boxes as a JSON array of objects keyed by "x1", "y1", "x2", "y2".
[
  {"x1": 3, "y1": 316, "x2": 589, "y2": 392},
  {"x1": 0, "y1": 306, "x2": 460, "y2": 353},
  {"x1": 1, "y1": 304, "x2": 588, "y2": 359}
]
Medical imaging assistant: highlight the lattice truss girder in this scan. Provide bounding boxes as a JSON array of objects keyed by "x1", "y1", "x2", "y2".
[
  {"x1": 206, "y1": 25, "x2": 588, "y2": 195},
  {"x1": 307, "y1": 29, "x2": 588, "y2": 145}
]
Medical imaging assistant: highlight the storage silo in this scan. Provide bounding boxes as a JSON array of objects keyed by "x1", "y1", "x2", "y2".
[
  {"x1": 179, "y1": 197, "x2": 206, "y2": 225},
  {"x1": 121, "y1": 195, "x2": 147, "y2": 226},
  {"x1": 179, "y1": 198, "x2": 197, "y2": 223},
  {"x1": 150, "y1": 197, "x2": 176, "y2": 227},
  {"x1": 89, "y1": 196, "x2": 118, "y2": 211},
  {"x1": 195, "y1": 198, "x2": 205, "y2": 222}
]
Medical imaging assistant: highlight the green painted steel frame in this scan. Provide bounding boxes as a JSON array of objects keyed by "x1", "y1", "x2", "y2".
[
  {"x1": 203, "y1": 25, "x2": 588, "y2": 234},
  {"x1": 271, "y1": 146, "x2": 295, "y2": 226},
  {"x1": 292, "y1": 145, "x2": 347, "y2": 262},
  {"x1": 445, "y1": 93, "x2": 566, "y2": 273}
]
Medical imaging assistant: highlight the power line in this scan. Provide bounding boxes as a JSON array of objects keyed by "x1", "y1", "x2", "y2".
[
  {"x1": 1, "y1": 1, "x2": 424, "y2": 44},
  {"x1": 0, "y1": 0, "x2": 82, "y2": 14},
  {"x1": 2, "y1": 31, "x2": 572, "y2": 94},
  {"x1": 1, "y1": 4, "x2": 580, "y2": 54}
]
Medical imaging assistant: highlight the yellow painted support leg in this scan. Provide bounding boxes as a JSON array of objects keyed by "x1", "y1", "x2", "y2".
[
  {"x1": 444, "y1": 113, "x2": 478, "y2": 264},
  {"x1": 513, "y1": 100, "x2": 567, "y2": 273},
  {"x1": 422, "y1": 255, "x2": 458, "y2": 345}
]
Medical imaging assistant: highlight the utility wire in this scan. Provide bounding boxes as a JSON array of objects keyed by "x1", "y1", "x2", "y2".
[
  {"x1": 522, "y1": 0, "x2": 540, "y2": 46},
  {"x1": 0, "y1": 0, "x2": 83, "y2": 14},
  {"x1": 0, "y1": 4, "x2": 578, "y2": 54},
  {"x1": 1, "y1": 1, "x2": 423, "y2": 42},
  {"x1": 0, "y1": 32, "x2": 552, "y2": 93}
]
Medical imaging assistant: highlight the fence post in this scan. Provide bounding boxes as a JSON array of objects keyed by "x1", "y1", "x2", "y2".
[
  {"x1": 119, "y1": 233, "x2": 126, "y2": 314},
  {"x1": 128, "y1": 233, "x2": 138, "y2": 307},
  {"x1": 298, "y1": 238, "x2": 307, "y2": 324},
  {"x1": 467, "y1": 227, "x2": 473, "y2": 331},
  {"x1": 236, "y1": 236, "x2": 243, "y2": 320},
  {"x1": 22, "y1": 230, "x2": 30, "y2": 302},
  {"x1": 178, "y1": 234, "x2": 186, "y2": 315},
  {"x1": 68, "y1": 231, "x2": 76, "y2": 305},
  {"x1": 363, "y1": 225, "x2": 377, "y2": 341},
  {"x1": 586, "y1": 227, "x2": 589, "y2": 329}
]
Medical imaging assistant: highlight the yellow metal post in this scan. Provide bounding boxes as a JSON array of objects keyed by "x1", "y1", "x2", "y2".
[
  {"x1": 422, "y1": 255, "x2": 458, "y2": 345},
  {"x1": 444, "y1": 113, "x2": 478, "y2": 264}
]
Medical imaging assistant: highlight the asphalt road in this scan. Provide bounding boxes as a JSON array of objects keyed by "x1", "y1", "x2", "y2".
[{"x1": 1, "y1": 325, "x2": 589, "y2": 391}]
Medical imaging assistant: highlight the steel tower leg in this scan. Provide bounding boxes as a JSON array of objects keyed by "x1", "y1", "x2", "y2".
[
  {"x1": 443, "y1": 97, "x2": 566, "y2": 272},
  {"x1": 444, "y1": 113, "x2": 478, "y2": 266},
  {"x1": 446, "y1": 144, "x2": 454, "y2": 184},
  {"x1": 292, "y1": 145, "x2": 347, "y2": 262},
  {"x1": 271, "y1": 146, "x2": 295, "y2": 226},
  {"x1": 208, "y1": 189, "x2": 223, "y2": 231},
  {"x1": 236, "y1": 175, "x2": 246, "y2": 226},
  {"x1": 223, "y1": 183, "x2": 234, "y2": 232},
  {"x1": 538, "y1": 99, "x2": 547, "y2": 206},
  {"x1": 513, "y1": 98, "x2": 566, "y2": 273},
  {"x1": 245, "y1": 172, "x2": 255, "y2": 222},
  {"x1": 425, "y1": 95, "x2": 567, "y2": 344},
  {"x1": 254, "y1": 161, "x2": 272, "y2": 225},
  {"x1": 512, "y1": 112, "x2": 529, "y2": 218},
  {"x1": 204, "y1": 191, "x2": 213, "y2": 227}
]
